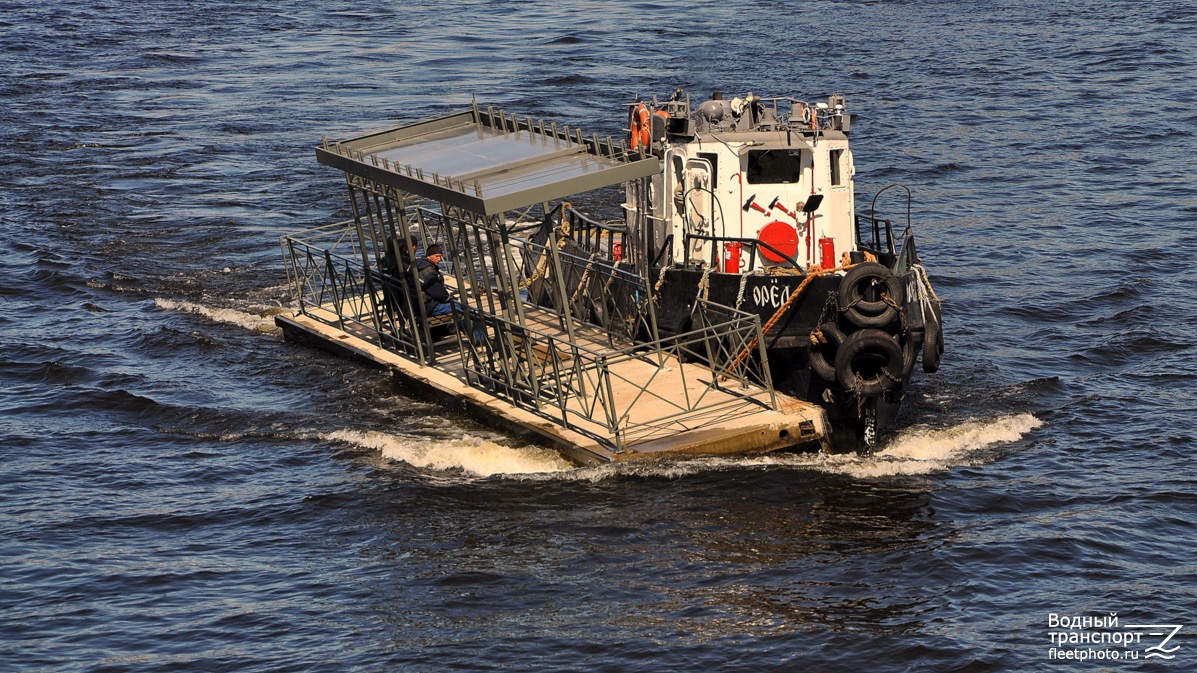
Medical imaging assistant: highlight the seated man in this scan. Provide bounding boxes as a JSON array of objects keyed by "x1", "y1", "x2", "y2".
[
  {"x1": 416, "y1": 244, "x2": 487, "y2": 342},
  {"x1": 416, "y1": 244, "x2": 452, "y2": 317}
]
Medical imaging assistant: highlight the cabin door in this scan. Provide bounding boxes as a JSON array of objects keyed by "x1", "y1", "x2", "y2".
[
  {"x1": 684, "y1": 157, "x2": 715, "y2": 266},
  {"x1": 662, "y1": 151, "x2": 684, "y2": 265}
]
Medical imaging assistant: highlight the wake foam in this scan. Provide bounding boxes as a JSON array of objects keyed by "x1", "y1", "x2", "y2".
[
  {"x1": 529, "y1": 413, "x2": 1043, "y2": 481},
  {"x1": 155, "y1": 298, "x2": 281, "y2": 333},
  {"x1": 821, "y1": 412, "x2": 1045, "y2": 478},
  {"x1": 328, "y1": 414, "x2": 1042, "y2": 481},
  {"x1": 328, "y1": 429, "x2": 574, "y2": 477}
]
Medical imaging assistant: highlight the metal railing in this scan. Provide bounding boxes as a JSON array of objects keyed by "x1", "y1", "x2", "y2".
[
  {"x1": 281, "y1": 221, "x2": 372, "y2": 327},
  {"x1": 858, "y1": 183, "x2": 913, "y2": 256},
  {"x1": 684, "y1": 232, "x2": 803, "y2": 271},
  {"x1": 557, "y1": 204, "x2": 627, "y2": 264},
  {"x1": 855, "y1": 212, "x2": 897, "y2": 256},
  {"x1": 281, "y1": 213, "x2": 781, "y2": 452},
  {"x1": 520, "y1": 235, "x2": 657, "y2": 346},
  {"x1": 455, "y1": 297, "x2": 776, "y2": 450},
  {"x1": 281, "y1": 221, "x2": 437, "y2": 364}
]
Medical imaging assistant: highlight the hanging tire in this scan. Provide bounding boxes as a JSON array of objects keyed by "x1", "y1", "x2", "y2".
[
  {"x1": 808, "y1": 322, "x2": 845, "y2": 381},
  {"x1": 902, "y1": 328, "x2": 922, "y2": 378},
  {"x1": 922, "y1": 311, "x2": 943, "y2": 373},
  {"x1": 839, "y1": 262, "x2": 904, "y2": 328},
  {"x1": 835, "y1": 328, "x2": 905, "y2": 397}
]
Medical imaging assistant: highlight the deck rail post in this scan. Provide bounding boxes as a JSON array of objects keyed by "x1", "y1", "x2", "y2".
[
  {"x1": 754, "y1": 317, "x2": 778, "y2": 410},
  {"x1": 598, "y1": 356, "x2": 623, "y2": 452},
  {"x1": 324, "y1": 249, "x2": 345, "y2": 332}
]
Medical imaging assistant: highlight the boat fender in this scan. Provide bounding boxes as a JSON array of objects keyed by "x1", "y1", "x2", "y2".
[
  {"x1": 902, "y1": 328, "x2": 922, "y2": 378},
  {"x1": 808, "y1": 322, "x2": 845, "y2": 382},
  {"x1": 835, "y1": 328, "x2": 905, "y2": 397},
  {"x1": 629, "y1": 104, "x2": 651, "y2": 151},
  {"x1": 838, "y1": 261, "x2": 903, "y2": 328},
  {"x1": 922, "y1": 311, "x2": 944, "y2": 373}
]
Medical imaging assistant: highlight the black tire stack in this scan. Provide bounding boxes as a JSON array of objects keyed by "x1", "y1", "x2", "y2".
[{"x1": 808, "y1": 262, "x2": 940, "y2": 405}]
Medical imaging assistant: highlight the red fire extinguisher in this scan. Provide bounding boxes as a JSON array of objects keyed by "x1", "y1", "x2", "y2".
[
  {"x1": 819, "y1": 238, "x2": 835, "y2": 269},
  {"x1": 723, "y1": 241, "x2": 741, "y2": 274},
  {"x1": 612, "y1": 242, "x2": 623, "y2": 261}
]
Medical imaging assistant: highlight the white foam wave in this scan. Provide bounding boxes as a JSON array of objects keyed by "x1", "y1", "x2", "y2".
[
  {"x1": 517, "y1": 413, "x2": 1044, "y2": 482},
  {"x1": 823, "y1": 413, "x2": 1045, "y2": 478},
  {"x1": 328, "y1": 429, "x2": 574, "y2": 477},
  {"x1": 155, "y1": 298, "x2": 280, "y2": 333},
  {"x1": 328, "y1": 414, "x2": 1042, "y2": 482}
]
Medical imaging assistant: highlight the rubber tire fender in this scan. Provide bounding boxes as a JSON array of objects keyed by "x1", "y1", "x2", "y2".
[
  {"x1": 835, "y1": 328, "x2": 905, "y2": 397},
  {"x1": 902, "y1": 328, "x2": 923, "y2": 378},
  {"x1": 808, "y1": 322, "x2": 846, "y2": 382},
  {"x1": 839, "y1": 262, "x2": 904, "y2": 328},
  {"x1": 922, "y1": 311, "x2": 943, "y2": 373}
]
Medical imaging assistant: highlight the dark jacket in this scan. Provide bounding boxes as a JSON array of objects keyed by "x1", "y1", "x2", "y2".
[
  {"x1": 379, "y1": 238, "x2": 418, "y2": 309},
  {"x1": 416, "y1": 257, "x2": 450, "y2": 314}
]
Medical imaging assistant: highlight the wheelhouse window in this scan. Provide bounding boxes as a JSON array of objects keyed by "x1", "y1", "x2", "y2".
[
  {"x1": 830, "y1": 149, "x2": 844, "y2": 186},
  {"x1": 697, "y1": 152, "x2": 718, "y2": 188},
  {"x1": 747, "y1": 149, "x2": 803, "y2": 184}
]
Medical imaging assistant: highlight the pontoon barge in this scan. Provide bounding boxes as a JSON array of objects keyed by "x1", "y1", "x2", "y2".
[{"x1": 276, "y1": 89, "x2": 942, "y2": 465}]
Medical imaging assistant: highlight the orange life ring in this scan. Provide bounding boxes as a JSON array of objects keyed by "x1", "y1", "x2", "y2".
[{"x1": 629, "y1": 104, "x2": 651, "y2": 150}]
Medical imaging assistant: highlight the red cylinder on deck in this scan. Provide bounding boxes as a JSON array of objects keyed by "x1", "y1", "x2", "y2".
[
  {"x1": 723, "y1": 241, "x2": 742, "y2": 274},
  {"x1": 612, "y1": 242, "x2": 623, "y2": 261},
  {"x1": 757, "y1": 220, "x2": 800, "y2": 262},
  {"x1": 819, "y1": 237, "x2": 836, "y2": 269}
]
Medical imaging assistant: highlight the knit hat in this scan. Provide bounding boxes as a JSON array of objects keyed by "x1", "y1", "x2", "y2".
[{"x1": 425, "y1": 244, "x2": 443, "y2": 256}]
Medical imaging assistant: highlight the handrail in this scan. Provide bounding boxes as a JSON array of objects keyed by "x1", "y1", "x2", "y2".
[
  {"x1": 280, "y1": 219, "x2": 779, "y2": 453},
  {"x1": 855, "y1": 212, "x2": 896, "y2": 256},
  {"x1": 456, "y1": 297, "x2": 775, "y2": 449},
  {"x1": 684, "y1": 232, "x2": 804, "y2": 271},
  {"x1": 859, "y1": 183, "x2": 911, "y2": 255},
  {"x1": 281, "y1": 225, "x2": 436, "y2": 364},
  {"x1": 564, "y1": 205, "x2": 626, "y2": 233}
]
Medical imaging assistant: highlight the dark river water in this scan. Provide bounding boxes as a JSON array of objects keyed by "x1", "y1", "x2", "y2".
[{"x1": 4, "y1": 1, "x2": 1196, "y2": 671}]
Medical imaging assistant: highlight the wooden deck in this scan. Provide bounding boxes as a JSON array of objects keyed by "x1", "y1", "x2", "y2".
[{"x1": 277, "y1": 300, "x2": 830, "y2": 466}]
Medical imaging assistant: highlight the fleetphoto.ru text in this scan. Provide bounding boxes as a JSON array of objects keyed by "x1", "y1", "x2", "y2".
[{"x1": 1047, "y1": 613, "x2": 1183, "y2": 663}]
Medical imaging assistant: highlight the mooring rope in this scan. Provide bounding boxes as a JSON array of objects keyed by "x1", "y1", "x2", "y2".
[
  {"x1": 519, "y1": 205, "x2": 572, "y2": 290},
  {"x1": 723, "y1": 264, "x2": 853, "y2": 378}
]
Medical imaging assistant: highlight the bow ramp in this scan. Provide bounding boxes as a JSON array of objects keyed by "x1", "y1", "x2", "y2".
[{"x1": 279, "y1": 103, "x2": 830, "y2": 465}]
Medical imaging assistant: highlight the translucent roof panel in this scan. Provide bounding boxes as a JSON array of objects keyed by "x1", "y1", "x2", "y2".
[{"x1": 316, "y1": 107, "x2": 659, "y2": 216}]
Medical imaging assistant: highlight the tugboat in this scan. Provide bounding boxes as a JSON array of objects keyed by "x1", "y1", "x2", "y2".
[
  {"x1": 276, "y1": 87, "x2": 943, "y2": 464},
  {"x1": 619, "y1": 89, "x2": 943, "y2": 447}
]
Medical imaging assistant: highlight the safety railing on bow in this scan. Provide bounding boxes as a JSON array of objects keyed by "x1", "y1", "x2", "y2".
[
  {"x1": 455, "y1": 297, "x2": 777, "y2": 450},
  {"x1": 282, "y1": 210, "x2": 779, "y2": 453}
]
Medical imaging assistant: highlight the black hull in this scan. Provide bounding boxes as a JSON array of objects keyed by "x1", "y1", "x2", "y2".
[{"x1": 653, "y1": 264, "x2": 936, "y2": 449}]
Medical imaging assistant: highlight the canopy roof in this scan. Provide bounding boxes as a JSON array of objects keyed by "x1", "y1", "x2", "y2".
[{"x1": 316, "y1": 104, "x2": 660, "y2": 217}]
